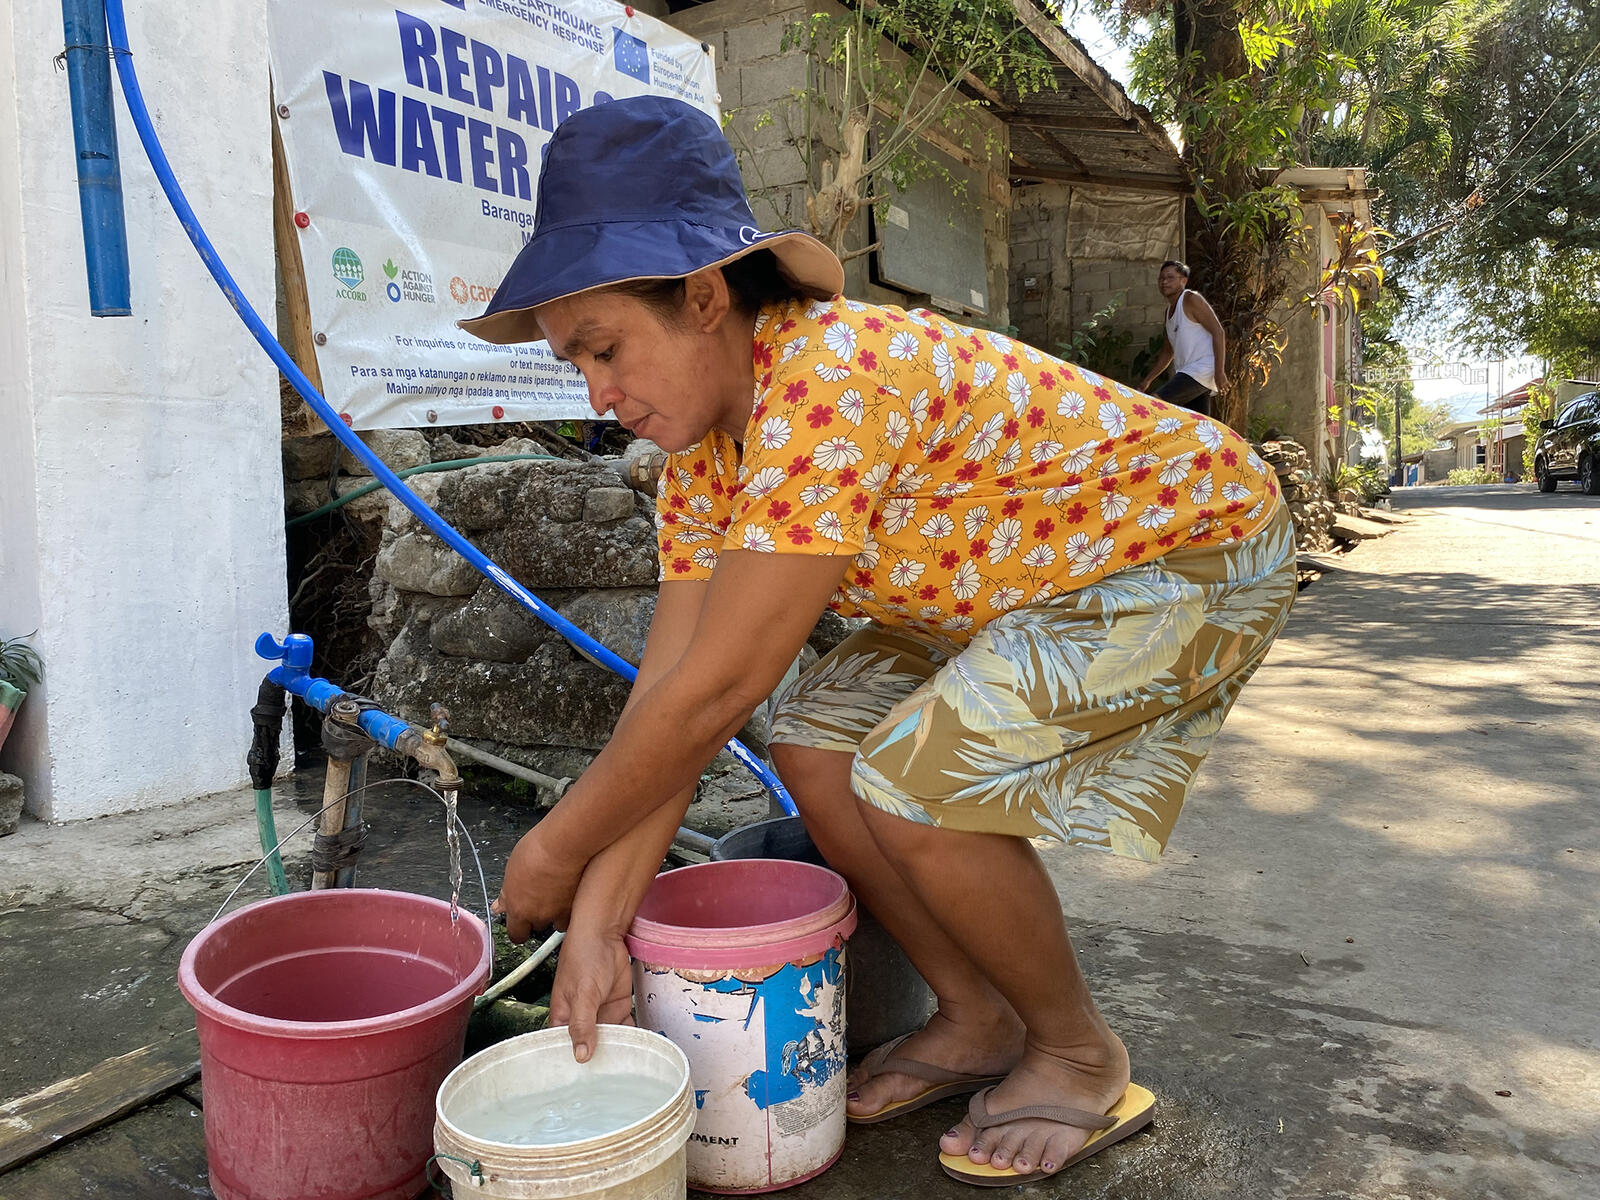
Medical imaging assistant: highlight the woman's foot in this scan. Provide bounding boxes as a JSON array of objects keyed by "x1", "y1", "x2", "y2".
[
  {"x1": 938, "y1": 1032, "x2": 1131, "y2": 1178},
  {"x1": 846, "y1": 1007, "x2": 1026, "y2": 1120}
]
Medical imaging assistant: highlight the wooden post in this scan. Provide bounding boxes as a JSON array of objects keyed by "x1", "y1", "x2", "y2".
[{"x1": 271, "y1": 89, "x2": 324, "y2": 437}]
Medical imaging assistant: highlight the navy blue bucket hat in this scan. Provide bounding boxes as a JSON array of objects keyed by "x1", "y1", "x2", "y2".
[{"x1": 459, "y1": 96, "x2": 844, "y2": 345}]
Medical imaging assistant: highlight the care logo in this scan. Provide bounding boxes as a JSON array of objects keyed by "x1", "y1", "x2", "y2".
[
  {"x1": 449, "y1": 276, "x2": 497, "y2": 305},
  {"x1": 332, "y1": 247, "x2": 368, "y2": 301}
]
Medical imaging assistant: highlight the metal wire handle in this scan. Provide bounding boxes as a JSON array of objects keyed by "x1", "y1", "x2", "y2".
[{"x1": 210, "y1": 778, "x2": 492, "y2": 929}]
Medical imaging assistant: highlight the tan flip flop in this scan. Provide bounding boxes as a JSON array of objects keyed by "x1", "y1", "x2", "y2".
[
  {"x1": 937, "y1": 1083, "x2": 1156, "y2": 1186},
  {"x1": 846, "y1": 1033, "x2": 1011, "y2": 1125}
]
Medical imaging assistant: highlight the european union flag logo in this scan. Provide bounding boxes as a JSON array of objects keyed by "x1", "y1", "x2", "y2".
[{"x1": 613, "y1": 29, "x2": 650, "y2": 84}]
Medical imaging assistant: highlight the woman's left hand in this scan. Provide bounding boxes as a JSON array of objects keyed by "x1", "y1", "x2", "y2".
[{"x1": 493, "y1": 823, "x2": 587, "y2": 941}]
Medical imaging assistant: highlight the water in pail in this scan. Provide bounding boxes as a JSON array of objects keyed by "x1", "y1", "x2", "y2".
[
  {"x1": 434, "y1": 1025, "x2": 696, "y2": 1199},
  {"x1": 625, "y1": 859, "x2": 857, "y2": 1194}
]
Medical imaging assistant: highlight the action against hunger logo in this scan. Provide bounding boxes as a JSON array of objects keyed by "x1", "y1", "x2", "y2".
[{"x1": 613, "y1": 29, "x2": 649, "y2": 83}]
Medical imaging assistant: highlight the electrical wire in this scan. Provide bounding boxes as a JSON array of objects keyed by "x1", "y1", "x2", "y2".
[
  {"x1": 211, "y1": 777, "x2": 493, "y2": 929},
  {"x1": 101, "y1": 0, "x2": 795, "y2": 818}
]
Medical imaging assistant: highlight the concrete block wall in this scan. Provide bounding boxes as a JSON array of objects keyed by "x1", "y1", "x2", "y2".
[
  {"x1": 1011, "y1": 181, "x2": 1177, "y2": 374},
  {"x1": 672, "y1": 0, "x2": 1010, "y2": 327}
]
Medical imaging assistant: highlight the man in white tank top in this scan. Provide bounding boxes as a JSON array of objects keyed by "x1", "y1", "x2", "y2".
[{"x1": 1139, "y1": 260, "x2": 1229, "y2": 417}]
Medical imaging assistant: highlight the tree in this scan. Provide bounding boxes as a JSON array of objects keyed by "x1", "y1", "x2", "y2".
[{"x1": 1398, "y1": 0, "x2": 1600, "y2": 372}]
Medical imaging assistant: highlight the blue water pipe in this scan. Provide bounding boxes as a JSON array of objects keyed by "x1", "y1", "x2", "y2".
[
  {"x1": 60, "y1": 0, "x2": 131, "y2": 316},
  {"x1": 256, "y1": 633, "x2": 414, "y2": 750},
  {"x1": 99, "y1": 0, "x2": 794, "y2": 816}
]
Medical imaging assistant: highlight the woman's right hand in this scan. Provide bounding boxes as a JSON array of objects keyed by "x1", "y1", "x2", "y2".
[{"x1": 548, "y1": 924, "x2": 635, "y2": 1064}]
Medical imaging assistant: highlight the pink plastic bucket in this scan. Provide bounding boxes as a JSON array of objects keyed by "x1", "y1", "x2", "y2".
[
  {"x1": 178, "y1": 889, "x2": 491, "y2": 1200},
  {"x1": 626, "y1": 859, "x2": 858, "y2": 1194}
]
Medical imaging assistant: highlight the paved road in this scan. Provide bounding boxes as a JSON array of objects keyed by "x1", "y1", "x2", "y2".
[{"x1": 2, "y1": 484, "x2": 1596, "y2": 1199}]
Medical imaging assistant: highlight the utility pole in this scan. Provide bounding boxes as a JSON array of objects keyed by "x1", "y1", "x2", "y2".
[{"x1": 1392, "y1": 381, "x2": 1405, "y2": 487}]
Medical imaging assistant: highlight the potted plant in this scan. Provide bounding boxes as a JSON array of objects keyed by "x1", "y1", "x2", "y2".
[{"x1": 0, "y1": 633, "x2": 43, "y2": 756}]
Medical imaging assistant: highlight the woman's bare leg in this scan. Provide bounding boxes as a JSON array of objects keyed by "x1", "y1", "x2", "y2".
[
  {"x1": 770, "y1": 744, "x2": 1025, "y2": 1118},
  {"x1": 857, "y1": 800, "x2": 1131, "y2": 1178}
]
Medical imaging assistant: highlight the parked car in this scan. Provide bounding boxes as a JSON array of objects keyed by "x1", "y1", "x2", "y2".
[{"x1": 1533, "y1": 390, "x2": 1600, "y2": 494}]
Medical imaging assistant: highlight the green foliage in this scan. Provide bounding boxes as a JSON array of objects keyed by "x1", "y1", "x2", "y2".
[
  {"x1": 0, "y1": 633, "x2": 43, "y2": 693},
  {"x1": 1326, "y1": 458, "x2": 1391, "y2": 501},
  {"x1": 1520, "y1": 379, "x2": 1560, "y2": 477},
  {"x1": 1057, "y1": 294, "x2": 1134, "y2": 378},
  {"x1": 1397, "y1": 0, "x2": 1600, "y2": 368},
  {"x1": 1444, "y1": 466, "x2": 1500, "y2": 485}
]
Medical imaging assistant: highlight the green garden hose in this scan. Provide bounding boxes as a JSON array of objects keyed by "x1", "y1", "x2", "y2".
[
  {"x1": 287, "y1": 454, "x2": 566, "y2": 528},
  {"x1": 254, "y1": 787, "x2": 290, "y2": 895}
]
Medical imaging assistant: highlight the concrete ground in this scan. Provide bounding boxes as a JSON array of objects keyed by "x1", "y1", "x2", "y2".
[{"x1": 2, "y1": 483, "x2": 1596, "y2": 1198}]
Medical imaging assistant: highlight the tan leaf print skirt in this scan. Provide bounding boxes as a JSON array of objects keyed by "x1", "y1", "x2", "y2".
[{"x1": 770, "y1": 507, "x2": 1297, "y2": 862}]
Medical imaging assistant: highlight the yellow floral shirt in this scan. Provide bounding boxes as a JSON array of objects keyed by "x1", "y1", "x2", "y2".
[{"x1": 656, "y1": 297, "x2": 1279, "y2": 643}]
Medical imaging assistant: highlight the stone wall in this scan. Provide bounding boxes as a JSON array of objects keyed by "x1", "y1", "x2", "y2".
[{"x1": 1009, "y1": 181, "x2": 1182, "y2": 373}]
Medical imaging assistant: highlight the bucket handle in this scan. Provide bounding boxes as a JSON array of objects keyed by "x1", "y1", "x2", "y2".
[
  {"x1": 427, "y1": 1152, "x2": 485, "y2": 1192},
  {"x1": 210, "y1": 778, "x2": 494, "y2": 930}
]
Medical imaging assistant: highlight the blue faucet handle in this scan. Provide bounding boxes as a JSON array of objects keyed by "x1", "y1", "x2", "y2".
[{"x1": 255, "y1": 631, "x2": 315, "y2": 671}]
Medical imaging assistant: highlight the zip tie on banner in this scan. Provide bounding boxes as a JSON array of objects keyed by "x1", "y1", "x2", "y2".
[{"x1": 100, "y1": 0, "x2": 795, "y2": 817}]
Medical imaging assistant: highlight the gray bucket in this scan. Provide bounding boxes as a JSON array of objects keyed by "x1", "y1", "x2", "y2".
[{"x1": 710, "y1": 816, "x2": 936, "y2": 1054}]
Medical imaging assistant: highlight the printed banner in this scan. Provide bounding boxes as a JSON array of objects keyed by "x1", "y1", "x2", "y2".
[{"x1": 268, "y1": 0, "x2": 719, "y2": 429}]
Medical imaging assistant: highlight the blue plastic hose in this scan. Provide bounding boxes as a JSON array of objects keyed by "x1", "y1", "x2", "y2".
[{"x1": 101, "y1": 0, "x2": 794, "y2": 816}]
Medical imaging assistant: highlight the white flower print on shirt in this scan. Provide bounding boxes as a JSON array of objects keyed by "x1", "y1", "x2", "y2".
[
  {"x1": 1221, "y1": 480, "x2": 1252, "y2": 502},
  {"x1": 1137, "y1": 503, "x2": 1175, "y2": 530},
  {"x1": 990, "y1": 585, "x2": 1025, "y2": 611},
  {"x1": 882, "y1": 496, "x2": 918, "y2": 534},
  {"x1": 920, "y1": 512, "x2": 955, "y2": 539},
  {"x1": 888, "y1": 557, "x2": 925, "y2": 588},
  {"x1": 741, "y1": 526, "x2": 777, "y2": 552},
  {"x1": 837, "y1": 388, "x2": 865, "y2": 425},
  {"x1": 1189, "y1": 474, "x2": 1215, "y2": 503},
  {"x1": 963, "y1": 505, "x2": 990, "y2": 538},
  {"x1": 805, "y1": 299, "x2": 834, "y2": 322},
  {"x1": 1100, "y1": 490, "x2": 1131, "y2": 520},
  {"x1": 1129, "y1": 452, "x2": 1161, "y2": 471},
  {"x1": 1196, "y1": 421, "x2": 1225, "y2": 452},
  {"x1": 1158, "y1": 452, "x2": 1195, "y2": 485},
  {"x1": 692, "y1": 546, "x2": 720, "y2": 569},
  {"x1": 996, "y1": 443, "x2": 1022, "y2": 474},
  {"x1": 689, "y1": 495, "x2": 714, "y2": 515},
  {"x1": 973, "y1": 360, "x2": 998, "y2": 389},
  {"x1": 1030, "y1": 439, "x2": 1063, "y2": 464},
  {"x1": 813, "y1": 438, "x2": 863, "y2": 471},
  {"x1": 984, "y1": 331, "x2": 1013, "y2": 354},
  {"x1": 854, "y1": 531, "x2": 881, "y2": 568},
  {"x1": 746, "y1": 466, "x2": 788, "y2": 499},
  {"x1": 908, "y1": 389, "x2": 931, "y2": 428},
  {"x1": 1098, "y1": 401, "x2": 1128, "y2": 437},
  {"x1": 965, "y1": 413, "x2": 1005, "y2": 459},
  {"x1": 815, "y1": 511, "x2": 846, "y2": 542},
  {"x1": 815, "y1": 362, "x2": 851, "y2": 383},
  {"x1": 1155, "y1": 416, "x2": 1184, "y2": 434},
  {"x1": 988, "y1": 518, "x2": 1023, "y2": 562},
  {"x1": 781, "y1": 336, "x2": 810, "y2": 363},
  {"x1": 757, "y1": 416, "x2": 792, "y2": 450},
  {"x1": 1006, "y1": 372, "x2": 1032, "y2": 414},
  {"x1": 950, "y1": 560, "x2": 981, "y2": 599},
  {"x1": 1057, "y1": 392, "x2": 1086, "y2": 419},
  {"x1": 888, "y1": 330, "x2": 919, "y2": 361},
  {"x1": 799, "y1": 482, "x2": 841, "y2": 506},
  {"x1": 932, "y1": 343, "x2": 955, "y2": 391},
  {"x1": 1061, "y1": 440, "x2": 1099, "y2": 472},
  {"x1": 1022, "y1": 543, "x2": 1057, "y2": 568},
  {"x1": 884, "y1": 409, "x2": 911, "y2": 449},
  {"x1": 822, "y1": 322, "x2": 857, "y2": 360},
  {"x1": 1065, "y1": 533, "x2": 1114, "y2": 576}
]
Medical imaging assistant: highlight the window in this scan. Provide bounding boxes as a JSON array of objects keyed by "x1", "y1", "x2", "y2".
[{"x1": 1474, "y1": 444, "x2": 1486, "y2": 466}]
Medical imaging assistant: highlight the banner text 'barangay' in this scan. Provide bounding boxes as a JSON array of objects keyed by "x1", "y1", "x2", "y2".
[{"x1": 270, "y1": 0, "x2": 719, "y2": 428}]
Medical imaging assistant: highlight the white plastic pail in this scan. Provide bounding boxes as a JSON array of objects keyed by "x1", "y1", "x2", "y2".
[{"x1": 433, "y1": 1025, "x2": 695, "y2": 1199}]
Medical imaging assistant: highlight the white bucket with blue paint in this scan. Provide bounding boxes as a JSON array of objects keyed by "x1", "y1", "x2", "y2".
[{"x1": 625, "y1": 859, "x2": 857, "y2": 1194}]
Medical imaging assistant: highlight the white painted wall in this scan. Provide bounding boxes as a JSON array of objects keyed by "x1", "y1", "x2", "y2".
[{"x1": 0, "y1": 0, "x2": 287, "y2": 821}]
